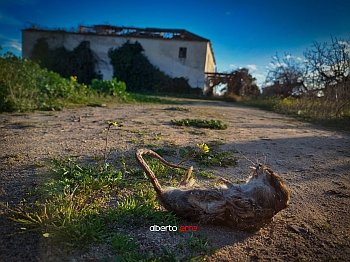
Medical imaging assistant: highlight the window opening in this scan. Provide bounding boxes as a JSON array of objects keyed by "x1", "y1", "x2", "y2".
[{"x1": 179, "y1": 47, "x2": 187, "y2": 58}]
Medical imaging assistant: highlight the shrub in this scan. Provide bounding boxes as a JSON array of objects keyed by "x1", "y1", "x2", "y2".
[
  {"x1": 89, "y1": 78, "x2": 130, "y2": 100},
  {"x1": 0, "y1": 51, "x2": 86, "y2": 112}
]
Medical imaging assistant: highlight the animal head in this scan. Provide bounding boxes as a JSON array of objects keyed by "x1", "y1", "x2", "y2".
[{"x1": 249, "y1": 163, "x2": 290, "y2": 210}]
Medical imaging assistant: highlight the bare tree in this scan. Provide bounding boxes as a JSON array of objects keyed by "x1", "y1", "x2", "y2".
[
  {"x1": 304, "y1": 37, "x2": 350, "y2": 102},
  {"x1": 264, "y1": 53, "x2": 306, "y2": 97},
  {"x1": 263, "y1": 37, "x2": 349, "y2": 121}
]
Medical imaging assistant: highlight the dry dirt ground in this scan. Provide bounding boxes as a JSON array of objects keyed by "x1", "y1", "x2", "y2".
[{"x1": 0, "y1": 100, "x2": 349, "y2": 261}]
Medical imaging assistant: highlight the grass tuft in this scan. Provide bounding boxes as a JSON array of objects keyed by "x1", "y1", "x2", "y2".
[{"x1": 171, "y1": 118, "x2": 227, "y2": 130}]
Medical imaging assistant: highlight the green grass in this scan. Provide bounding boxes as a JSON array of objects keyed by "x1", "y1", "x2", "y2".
[
  {"x1": 3, "y1": 150, "x2": 218, "y2": 260},
  {"x1": 178, "y1": 145, "x2": 238, "y2": 167},
  {"x1": 171, "y1": 118, "x2": 227, "y2": 130},
  {"x1": 239, "y1": 97, "x2": 279, "y2": 111},
  {"x1": 196, "y1": 169, "x2": 216, "y2": 179},
  {"x1": 239, "y1": 97, "x2": 350, "y2": 131}
]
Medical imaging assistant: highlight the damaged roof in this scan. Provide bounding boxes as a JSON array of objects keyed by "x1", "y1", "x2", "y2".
[
  {"x1": 24, "y1": 24, "x2": 210, "y2": 42},
  {"x1": 23, "y1": 24, "x2": 216, "y2": 64},
  {"x1": 91, "y1": 25, "x2": 210, "y2": 42}
]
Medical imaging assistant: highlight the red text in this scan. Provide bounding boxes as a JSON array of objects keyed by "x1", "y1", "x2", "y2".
[{"x1": 179, "y1": 225, "x2": 198, "y2": 232}]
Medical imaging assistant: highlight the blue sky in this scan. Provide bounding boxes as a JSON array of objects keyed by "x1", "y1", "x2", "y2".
[{"x1": 0, "y1": 0, "x2": 349, "y2": 86}]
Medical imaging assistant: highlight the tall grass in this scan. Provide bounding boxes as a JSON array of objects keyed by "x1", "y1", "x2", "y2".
[{"x1": 240, "y1": 96, "x2": 350, "y2": 131}]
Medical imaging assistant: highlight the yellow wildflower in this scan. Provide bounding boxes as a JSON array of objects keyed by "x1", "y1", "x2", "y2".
[
  {"x1": 107, "y1": 121, "x2": 118, "y2": 127},
  {"x1": 70, "y1": 76, "x2": 77, "y2": 82},
  {"x1": 197, "y1": 143, "x2": 210, "y2": 153}
]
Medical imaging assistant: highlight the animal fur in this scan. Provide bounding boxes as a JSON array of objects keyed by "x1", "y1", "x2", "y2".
[{"x1": 135, "y1": 148, "x2": 290, "y2": 231}]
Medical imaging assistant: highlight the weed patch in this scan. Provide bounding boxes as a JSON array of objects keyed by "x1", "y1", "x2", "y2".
[
  {"x1": 171, "y1": 118, "x2": 227, "y2": 130},
  {"x1": 2, "y1": 149, "x2": 218, "y2": 260},
  {"x1": 179, "y1": 145, "x2": 238, "y2": 167}
]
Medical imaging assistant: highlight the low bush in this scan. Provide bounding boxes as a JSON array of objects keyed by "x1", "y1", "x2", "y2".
[
  {"x1": 89, "y1": 78, "x2": 132, "y2": 101},
  {"x1": 0, "y1": 50, "x2": 176, "y2": 112},
  {"x1": 0, "y1": 52, "x2": 86, "y2": 112}
]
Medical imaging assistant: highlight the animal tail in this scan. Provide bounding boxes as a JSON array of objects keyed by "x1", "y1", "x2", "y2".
[{"x1": 135, "y1": 149, "x2": 188, "y2": 194}]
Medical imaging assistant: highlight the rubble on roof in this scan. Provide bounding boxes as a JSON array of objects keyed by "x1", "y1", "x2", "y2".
[
  {"x1": 90, "y1": 25, "x2": 208, "y2": 41},
  {"x1": 25, "y1": 24, "x2": 209, "y2": 42}
]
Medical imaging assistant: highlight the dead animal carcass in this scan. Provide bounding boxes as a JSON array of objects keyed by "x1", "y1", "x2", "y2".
[{"x1": 135, "y1": 149, "x2": 290, "y2": 231}]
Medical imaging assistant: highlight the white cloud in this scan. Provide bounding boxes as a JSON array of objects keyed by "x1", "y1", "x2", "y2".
[
  {"x1": 11, "y1": 43, "x2": 22, "y2": 51},
  {"x1": 297, "y1": 57, "x2": 303, "y2": 61},
  {"x1": 0, "y1": 33, "x2": 22, "y2": 52},
  {"x1": 338, "y1": 41, "x2": 350, "y2": 53},
  {"x1": 254, "y1": 73, "x2": 265, "y2": 78},
  {"x1": 279, "y1": 62, "x2": 288, "y2": 67},
  {"x1": 338, "y1": 41, "x2": 349, "y2": 46},
  {"x1": 229, "y1": 64, "x2": 236, "y2": 68},
  {"x1": 247, "y1": 64, "x2": 257, "y2": 71},
  {"x1": 285, "y1": 55, "x2": 292, "y2": 59},
  {"x1": 269, "y1": 62, "x2": 287, "y2": 68}
]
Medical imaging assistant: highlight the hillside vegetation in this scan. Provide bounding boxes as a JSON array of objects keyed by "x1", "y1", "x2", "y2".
[{"x1": 0, "y1": 49, "x2": 172, "y2": 112}]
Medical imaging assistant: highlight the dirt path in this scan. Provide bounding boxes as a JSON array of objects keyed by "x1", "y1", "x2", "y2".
[{"x1": 1, "y1": 100, "x2": 349, "y2": 261}]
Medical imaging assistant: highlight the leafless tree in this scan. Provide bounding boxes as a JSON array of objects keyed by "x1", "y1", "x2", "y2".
[
  {"x1": 304, "y1": 37, "x2": 350, "y2": 102},
  {"x1": 264, "y1": 53, "x2": 306, "y2": 97}
]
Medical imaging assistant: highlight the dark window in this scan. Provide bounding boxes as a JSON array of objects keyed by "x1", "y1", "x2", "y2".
[
  {"x1": 81, "y1": 41, "x2": 90, "y2": 48},
  {"x1": 179, "y1": 47, "x2": 187, "y2": 58}
]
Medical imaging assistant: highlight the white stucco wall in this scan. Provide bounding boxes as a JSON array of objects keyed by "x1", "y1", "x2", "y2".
[
  {"x1": 204, "y1": 42, "x2": 216, "y2": 94},
  {"x1": 22, "y1": 30, "x2": 215, "y2": 90}
]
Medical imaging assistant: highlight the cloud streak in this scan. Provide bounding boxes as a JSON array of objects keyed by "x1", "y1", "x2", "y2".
[
  {"x1": 11, "y1": 43, "x2": 22, "y2": 51},
  {"x1": 0, "y1": 33, "x2": 22, "y2": 52},
  {"x1": 268, "y1": 62, "x2": 287, "y2": 69},
  {"x1": 247, "y1": 64, "x2": 257, "y2": 71}
]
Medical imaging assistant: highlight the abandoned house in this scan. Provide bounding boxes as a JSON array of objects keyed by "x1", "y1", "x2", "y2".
[{"x1": 22, "y1": 24, "x2": 216, "y2": 94}]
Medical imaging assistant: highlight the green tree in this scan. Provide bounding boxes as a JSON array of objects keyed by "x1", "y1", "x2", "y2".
[
  {"x1": 31, "y1": 39, "x2": 100, "y2": 84},
  {"x1": 108, "y1": 41, "x2": 162, "y2": 92},
  {"x1": 221, "y1": 68, "x2": 260, "y2": 97},
  {"x1": 108, "y1": 41, "x2": 194, "y2": 94}
]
